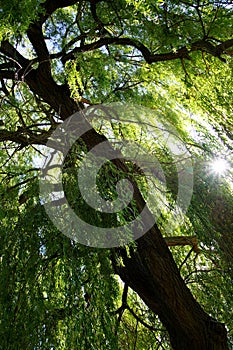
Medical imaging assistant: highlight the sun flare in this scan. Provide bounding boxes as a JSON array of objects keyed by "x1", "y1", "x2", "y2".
[{"x1": 210, "y1": 158, "x2": 229, "y2": 175}]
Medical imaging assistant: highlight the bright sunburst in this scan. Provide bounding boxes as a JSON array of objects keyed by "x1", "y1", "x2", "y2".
[{"x1": 210, "y1": 158, "x2": 229, "y2": 175}]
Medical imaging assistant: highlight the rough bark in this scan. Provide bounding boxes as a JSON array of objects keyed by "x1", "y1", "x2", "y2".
[{"x1": 113, "y1": 228, "x2": 228, "y2": 350}]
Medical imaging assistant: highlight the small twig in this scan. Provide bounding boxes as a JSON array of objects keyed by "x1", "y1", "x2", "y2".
[
  {"x1": 179, "y1": 246, "x2": 194, "y2": 272},
  {"x1": 126, "y1": 305, "x2": 162, "y2": 332}
]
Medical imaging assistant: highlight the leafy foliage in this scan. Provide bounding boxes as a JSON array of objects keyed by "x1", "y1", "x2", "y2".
[{"x1": 0, "y1": 0, "x2": 233, "y2": 349}]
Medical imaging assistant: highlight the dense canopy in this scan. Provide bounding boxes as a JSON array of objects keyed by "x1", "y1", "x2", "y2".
[{"x1": 0, "y1": 1, "x2": 232, "y2": 349}]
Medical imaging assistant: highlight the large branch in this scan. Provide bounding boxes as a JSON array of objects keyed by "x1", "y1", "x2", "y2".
[
  {"x1": 0, "y1": 130, "x2": 30, "y2": 146},
  {"x1": 0, "y1": 39, "x2": 79, "y2": 118},
  {"x1": 26, "y1": 1, "x2": 81, "y2": 71},
  {"x1": 0, "y1": 129, "x2": 51, "y2": 146},
  {"x1": 0, "y1": 70, "x2": 15, "y2": 80},
  {"x1": 165, "y1": 235, "x2": 199, "y2": 253},
  {"x1": 61, "y1": 37, "x2": 190, "y2": 63},
  {"x1": 0, "y1": 40, "x2": 34, "y2": 83},
  {"x1": 0, "y1": 41, "x2": 30, "y2": 68},
  {"x1": 27, "y1": 25, "x2": 51, "y2": 74},
  {"x1": 38, "y1": 0, "x2": 80, "y2": 24},
  {"x1": 61, "y1": 37, "x2": 233, "y2": 64}
]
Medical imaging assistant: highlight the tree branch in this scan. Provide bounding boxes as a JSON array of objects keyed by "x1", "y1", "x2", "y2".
[
  {"x1": 216, "y1": 39, "x2": 233, "y2": 55},
  {"x1": 0, "y1": 41, "x2": 30, "y2": 68},
  {"x1": 61, "y1": 37, "x2": 182, "y2": 63},
  {"x1": 61, "y1": 37, "x2": 233, "y2": 64},
  {"x1": 27, "y1": 24, "x2": 51, "y2": 74},
  {"x1": 39, "y1": 0, "x2": 80, "y2": 24},
  {"x1": 0, "y1": 70, "x2": 15, "y2": 80},
  {"x1": 0, "y1": 128, "x2": 51, "y2": 146},
  {"x1": 126, "y1": 304, "x2": 162, "y2": 332},
  {"x1": 165, "y1": 236, "x2": 199, "y2": 253}
]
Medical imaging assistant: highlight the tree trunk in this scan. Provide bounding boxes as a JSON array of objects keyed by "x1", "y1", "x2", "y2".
[
  {"x1": 113, "y1": 227, "x2": 228, "y2": 350},
  {"x1": 24, "y1": 69, "x2": 229, "y2": 350}
]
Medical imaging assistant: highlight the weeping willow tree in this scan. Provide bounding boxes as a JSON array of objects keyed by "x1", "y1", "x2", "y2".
[{"x1": 0, "y1": 1, "x2": 232, "y2": 349}]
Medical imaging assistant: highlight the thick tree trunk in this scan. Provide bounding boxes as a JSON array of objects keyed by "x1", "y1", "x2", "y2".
[
  {"x1": 113, "y1": 227, "x2": 228, "y2": 350},
  {"x1": 24, "y1": 68, "x2": 228, "y2": 350}
]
